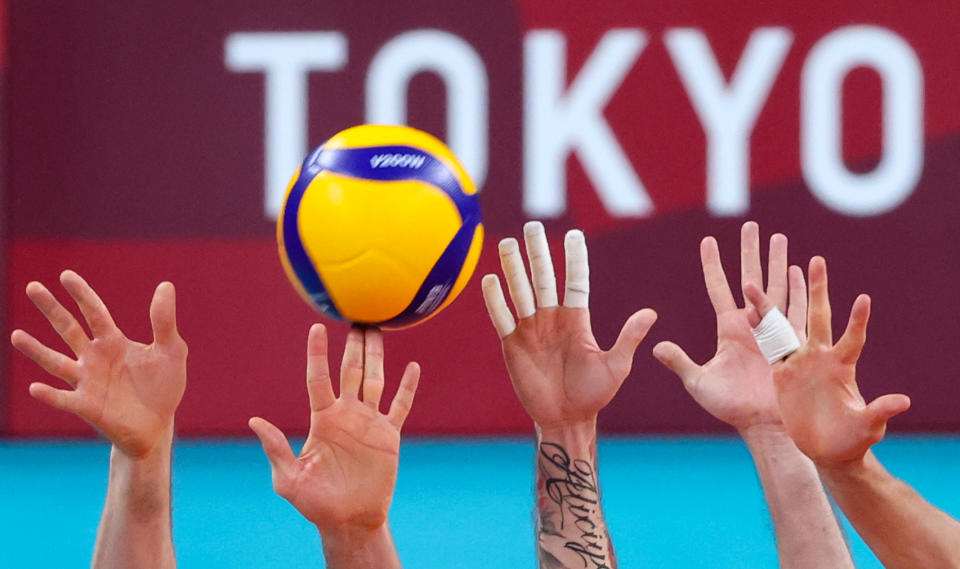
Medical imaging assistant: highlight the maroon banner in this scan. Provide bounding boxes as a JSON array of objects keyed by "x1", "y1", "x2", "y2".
[
  {"x1": 5, "y1": 1, "x2": 960, "y2": 435},
  {"x1": 0, "y1": 0, "x2": 7, "y2": 430}
]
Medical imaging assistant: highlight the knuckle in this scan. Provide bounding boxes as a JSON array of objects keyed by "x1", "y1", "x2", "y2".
[
  {"x1": 98, "y1": 328, "x2": 123, "y2": 343},
  {"x1": 171, "y1": 336, "x2": 189, "y2": 356},
  {"x1": 53, "y1": 358, "x2": 72, "y2": 377},
  {"x1": 273, "y1": 478, "x2": 293, "y2": 499}
]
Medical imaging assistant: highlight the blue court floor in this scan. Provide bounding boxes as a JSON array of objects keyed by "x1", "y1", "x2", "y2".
[{"x1": 2, "y1": 435, "x2": 958, "y2": 568}]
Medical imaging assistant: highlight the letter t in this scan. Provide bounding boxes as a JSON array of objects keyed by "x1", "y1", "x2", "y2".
[{"x1": 225, "y1": 32, "x2": 348, "y2": 219}]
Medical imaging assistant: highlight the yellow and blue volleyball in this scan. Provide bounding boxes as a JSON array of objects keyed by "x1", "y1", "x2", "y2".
[{"x1": 277, "y1": 124, "x2": 484, "y2": 329}]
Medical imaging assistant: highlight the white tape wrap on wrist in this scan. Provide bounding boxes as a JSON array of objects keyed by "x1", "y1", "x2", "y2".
[{"x1": 751, "y1": 307, "x2": 801, "y2": 363}]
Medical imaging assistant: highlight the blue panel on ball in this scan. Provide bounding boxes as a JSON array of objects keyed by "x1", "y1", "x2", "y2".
[
  {"x1": 309, "y1": 145, "x2": 481, "y2": 227},
  {"x1": 281, "y1": 162, "x2": 343, "y2": 320},
  {"x1": 380, "y1": 219, "x2": 479, "y2": 328}
]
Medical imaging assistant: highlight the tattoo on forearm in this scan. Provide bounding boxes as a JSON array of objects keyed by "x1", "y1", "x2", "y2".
[{"x1": 537, "y1": 441, "x2": 613, "y2": 569}]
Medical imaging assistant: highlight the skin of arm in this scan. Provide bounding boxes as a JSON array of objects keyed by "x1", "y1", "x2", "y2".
[
  {"x1": 248, "y1": 324, "x2": 419, "y2": 569},
  {"x1": 481, "y1": 221, "x2": 657, "y2": 569},
  {"x1": 11, "y1": 270, "x2": 187, "y2": 569},
  {"x1": 746, "y1": 256, "x2": 960, "y2": 569},
  {"x1": 653, "y1": 222, "x2": 855, "y2": 569},
  {"x1": 536, "y1": 421, "x2": 612, "y2": 569}
]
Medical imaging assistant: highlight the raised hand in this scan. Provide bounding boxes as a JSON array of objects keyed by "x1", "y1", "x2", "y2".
[
  {"x1": 249, "y1": 324, "x2": 419, "y2": 535},
  {"x1": 11, "y1": 270, "x2": 187, "y2": 458},
  {"x1": 482, "y1": 222, "x2": 656, "y2": 569},
  {"x1": 745, "y1": 256, "x2": 911, "y2": 466},
  {"x1": 657, "y1": 224, "x2": 857, "y2": 569},
  {"x1": 653, "y1": 221, "x2": 806, "y2": 431},
  {"x1": 744, "y1": 257, "x2": 960, "y2": 569},
  {"x1": 481, "y1": 221, "x2": 657, "y2": 430}
]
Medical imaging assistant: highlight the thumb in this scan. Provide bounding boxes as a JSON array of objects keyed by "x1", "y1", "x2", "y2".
[
  {"x1": 249, "y1": 417, "x2": 297, "y2": 486},
  {"x1": 604, "y1": 309, "x2": 657, "y2": 378},
  {"x1": 150, "y1": 282, "x2": 180, "y2": 346},
  {"x1": 652, "y1": 341, "x2": 701, "y2": 386},
  {"x1": 29, "y1": 382, "x2": 82, "y2": 416},
  {"x1": 865, "y1": 394, "x2": 911, "y2": 431}
]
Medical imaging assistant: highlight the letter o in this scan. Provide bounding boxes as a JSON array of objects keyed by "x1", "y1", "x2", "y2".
[
  {"x1": 801, "y1": 26, "x2": 924, "y2": 216},
  {"x1": 366, "y1": 30, "x2": 489, "y2": 189}
]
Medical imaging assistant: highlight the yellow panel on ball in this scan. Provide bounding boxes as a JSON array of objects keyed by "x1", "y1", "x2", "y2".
[
  {"x1": 318, "y1": 249, "x2": 422, "y2": 323},
  {"x1": 297, "y1": 171, "x2": 462, "y2": 323}
]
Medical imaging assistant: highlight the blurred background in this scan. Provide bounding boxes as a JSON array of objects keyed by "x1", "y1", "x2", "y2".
[{"x1": 2, "y1": 1, "x2": 959, "y2": 567}]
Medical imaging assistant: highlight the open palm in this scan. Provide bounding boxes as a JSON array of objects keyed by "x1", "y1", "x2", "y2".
[
  {"x1": 483, "y1": 223, "x2": 656, "y2": 429},
  {"x1": 745, "y1": 257, "x2": 911, "y2": 465},
  {"x1": 504, "y1": 307, "x2": 642, "y2": 427},
  {"x1": 250, "y1": 325, "x2": 419, "y2": 531},
  {"x1": 654, "y1": 223, "x2": 806, "y2": 430},
  {"x1": 11, "y1": 270, "x2": 186, "y2": 458},
  {"x1": 685, "y1": 309, "x2": 784, "y2": 426}
]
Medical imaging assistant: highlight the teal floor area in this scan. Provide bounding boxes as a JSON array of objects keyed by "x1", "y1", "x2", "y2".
[{"x1": 2, "y1": 435, "x2": 958, "y2": 568}]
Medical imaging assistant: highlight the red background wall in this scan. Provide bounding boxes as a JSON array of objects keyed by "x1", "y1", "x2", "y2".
[{"x1": 4, "y1": 1, "x2": 959, "y2": 436}]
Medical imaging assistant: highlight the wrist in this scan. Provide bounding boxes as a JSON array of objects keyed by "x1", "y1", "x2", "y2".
[
  {"x1": 116, "y1": 422, "x2": 175, "y2": 462},
  {"x1": 737, "y1": 422, "x2": 829, "y2": 495},
  {"x1": 738, "y1": 423, "x2": 815, "y2": 473},
  {"x1": 816, "y1": 450, "x2": 880, "y2": 485},
  {"x1": 105, "y1": 426, "x2": 174, "y2": 525},
  {"x1": 319, "y1": 522, "x2": 396, "y2": 564},
  {"x1": 737, "y1": 422, "x2": 791, "y2": 449},
  {"x1": 536, "y1": 419, "x2": 597, "y2": 450}
]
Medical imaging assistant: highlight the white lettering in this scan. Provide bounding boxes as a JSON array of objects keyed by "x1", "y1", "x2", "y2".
[
  {"x1": 366, "y1": 30, "x2": 488, "y2": 188},
  {"x1": 666, "y1": 27, "x2": 792, "y2": 216},
  {"x1": 416, "y1": 284, "x2": 452, "y2": 314},
  {"x1": 224, "y1": 26, "x2": 924, "y2": 222},
  {"x1": 523, "y1": 29, "x2": 653, "y2": 218},
  {"x1": 225, "y1": 32, "x2": 348, "y2": 219},
  {"x1": 369, "y1": 153, "x2": 427, "y2": 169},
  {"x1": 802, "y1": 26, "x2": 923, "y2": 216}
]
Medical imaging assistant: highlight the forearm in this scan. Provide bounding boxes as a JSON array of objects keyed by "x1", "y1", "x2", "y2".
[
  {"x1": 740, "y1": 424, "x2": 853, "y2": 569},
  {"x1": 92, "y1": 426, "x2": 175, "y2": 569},
  {"x1": 820, "y1": 451, "x2": 960, "y2": 569},
  {"x1": 320, "y1": 522, "x2": 401, "y2": 569},
  {"x1": 535, "y1": 420, "x2": 615, "y2": 569}
]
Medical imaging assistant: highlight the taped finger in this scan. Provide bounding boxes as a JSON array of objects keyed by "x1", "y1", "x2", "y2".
[
  {"x1": 523, "y1": 221, "x2": 558, "y2": 308},
  {"x1": 481, "y1": 275, "x2": 517, "y2": 338},
  {"x1": 563, "y1": 230, "x2": 589, "y2": 308},
  {"x1": 498, "y1": 238, "x2": 536, "y2": 319},
  {"x1": 751, "y1": 307, "x2": 801, "y2": 364}
]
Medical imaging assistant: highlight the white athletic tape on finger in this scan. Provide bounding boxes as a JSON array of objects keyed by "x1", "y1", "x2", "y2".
[
  {"x1": 751, "y1": 307, "x2": 801, "y2": 363},
  {"x1": 498, "y1": 239, "x2": 536, "y2": 319},
  {"x1": 523, "y1": 221, "x2": 559, "y2": 308},
  {"x1": 563, "y1": 230, "x2": 589, "y2": 308},
  {"x1": 481, "y1": 275, "x2": 517, "y2": 338}
]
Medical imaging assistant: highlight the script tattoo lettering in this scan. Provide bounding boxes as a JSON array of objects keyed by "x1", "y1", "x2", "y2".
[{"x1": 537, "y1": 441, "x2": 612, "y2": 569}]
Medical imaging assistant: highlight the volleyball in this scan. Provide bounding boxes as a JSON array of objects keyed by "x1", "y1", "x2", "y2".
[{"x1": 277, "y1": 124, "x2": 484, "y2": 329}]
